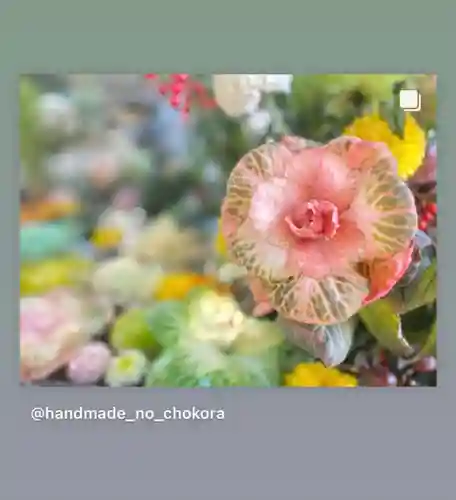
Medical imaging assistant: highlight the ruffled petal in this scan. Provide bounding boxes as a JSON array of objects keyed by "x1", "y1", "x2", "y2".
[
  {"x1": 344, "y1": 155, "x2": 417, "y2": 259},
  {"x1": 222, "y1": 142, "x2": 303, "y2": 280},
  {"x1": 325, "y1": 136, "x2": 398, "y2": 175},
  {"x1": 229, "y1": 219, "x2": 291, "y2": 281},
  {"x1": 286, "y1": 219, "x2": 366, "y2": 279},
  {"x1": 285, "y1": 147, "x2": 359, "y2": 212},
  {"x1": 256, "y1": 269, "x2": 369, "y2": 325}
]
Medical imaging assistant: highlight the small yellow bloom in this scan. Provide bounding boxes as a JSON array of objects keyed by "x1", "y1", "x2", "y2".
[
  {"x1": 153, "y1": 273, "x2": 230, "y2": 301},
  {"x1": 90, "y1": 227, "x2": 123, "y2": 249},
  {"x1": 215, "y1": 219, "x2": 227, "y2": 258},
  {"x1": 284, "y1": 362, "x2": 358, "y2": 387},
  {"x1": 344, "y1": 113, "x2": 426, "y2": 180}
]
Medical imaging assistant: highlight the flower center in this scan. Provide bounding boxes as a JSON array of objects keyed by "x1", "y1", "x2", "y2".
[{"x1": 285, "y1": 199, "x2": 339, "y2": 240}]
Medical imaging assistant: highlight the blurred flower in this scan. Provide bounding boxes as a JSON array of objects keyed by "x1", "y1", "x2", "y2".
[
  {"x1": 187, "y1": 291, "x2": 246, "y2": 347},
  {"x1": 130, "y1": 215, "x2": 206, "y2": 270},
  {"x1": 111, "y1": 187, "x2": 141, "y2": 210},
  {"x1": 20, "y1": 195, "x2": 80, "y2": 224},
  {"x1": 221, "y1": 136, "x2": 417, "y2": 325},
  {"x1": 256, "y1": 74, "x2": 293, "y2": 94},
  {"x1": 145, "y1": 289, "x2": 282, "y2": 387},
  {"x1": 105, "y1": 350, "x2": 148, "y2": 387},
  {"x1": 212, "y1": 74, "x2": 262, "y2": 117},
  {"x1": 20, "y1": 221, "x2": 82, "y2": 265},
  {"x1": 92, "y1": 202, "x2": 146, "y2": 253},
  {"x1": 214, "y1": 218, "x2": 228, "y2": 258},
  {"x1": 92, "y1": 257, "x2": 163, "y2": 306},
  {"x1": 244, "y1": 110, "x2": 272, "y2": 137},
  {"x1": 38, "y1": 93, "x2": 78, "y2": 136},
  {"x1": 153, "y1": 273, "x2": 230, "y2": 301},
  {"x1": 90, "y1": 227, "x2": 123, "y2": 249},
  {"x1": 213, "y1": 74, "x2": 294, "y2": 118},
  {"x1": 344, "y1": 113, "x2": 426, "y2": 180},
  {"x1": 20, "y1": 256, "x2": 93, "y2": 296},
  {"x1": 88, "y1": 152, "x2": 122, "y2": 189},
  {"x1": 20, "y1": 291, "x2": 89, "y2": 382},
  {"x1": 284, "y1": 362, "x2": 357, "y2": 387},
  {"x1": 66, "y1": 342, "x2": 112, "y2": 385},
  {"x1": 145, "y1": 73, "x2": 216, "y2": 120}
]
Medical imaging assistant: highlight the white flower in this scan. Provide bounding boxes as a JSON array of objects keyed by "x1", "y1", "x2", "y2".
[
  {"x1": 212, "y1": 74, "x2": 262, "y2": 117},
  {"x1": 257, "y1": 74, "x2": 293, "y2": 94},
  {"x1": 244, "y1": 110, "x2": 272, "y2": 136},
  {"x1": 38, "y1": 93, "x2": 78, "y2": 135},
  {"x1": 212, "y1": 74, "x2": 294, "y2": 118},
  {"x1": 97, "y1": 205, "x2": 147, "y2": 255},
  {"x1": 92, "y1": 257, "x2": 163, "y2": 306}
]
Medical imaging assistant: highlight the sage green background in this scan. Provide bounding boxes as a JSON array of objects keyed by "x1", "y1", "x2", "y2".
[{"x1": 1, "y1": 1, "x2": 453, "y2": 499}]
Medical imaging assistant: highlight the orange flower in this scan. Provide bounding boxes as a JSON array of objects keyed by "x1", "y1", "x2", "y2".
[{"x1": 20, "y1": 198, "x2": 79, "y2": 224}]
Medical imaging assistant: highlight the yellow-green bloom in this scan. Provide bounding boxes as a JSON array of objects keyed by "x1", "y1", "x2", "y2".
[{"x1": 105, "y1": 350, "x2": 148, "y2": 387}]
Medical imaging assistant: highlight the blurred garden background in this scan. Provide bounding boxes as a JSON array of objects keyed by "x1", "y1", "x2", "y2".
[{"x1": 19, "y1": 73, "x2": 437, "y2": 388}]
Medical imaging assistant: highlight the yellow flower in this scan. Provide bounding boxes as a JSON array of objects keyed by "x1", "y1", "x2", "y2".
[
  {"x1": 20, "y1": 257, "x2": 93, "y2": 296},
  {"x1": 344, "y1": 113, "x2": 426, "y2": 180},
  {"x1": 284, "y1": 362, "x2": 358, "y2": 387},
  {"x1": 90, "y1": 227, "x2": 123, "y2": 249},
  {"x1": 215, "y1": 219, "x2": 227, "y2": 258},
  {"x1": 153, "y1": 273, "x2": 230, "y2": 301}
]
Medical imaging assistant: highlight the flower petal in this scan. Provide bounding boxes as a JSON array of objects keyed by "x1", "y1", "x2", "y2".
[
  {"x1": 325, "y1": 136, "x2": 398, "y2": 174},
  {"x1": 222, "y1": 142, "x2": 284, "y2": 233},
  {"x1": 229, "y1": 219, "x2": 290, "y2": 281},
  {"x1": 285, "y1": 147, "x2": 359, "y2": 212},
  {"x1": 286, "y1": 219, "x2": 366, "y2": 279},
  {"x1": 248, "y1": 277, "x2": 276, "y2": 317},
  {"x1": 345, "y1": 158, "x2": 417, "y2": 259},
  {"x1": 257, "y1": 269, "x2": 369, "y2": 325},
  {"x1": 362, "y1": 243, "x2": 414, "y2": 305}
]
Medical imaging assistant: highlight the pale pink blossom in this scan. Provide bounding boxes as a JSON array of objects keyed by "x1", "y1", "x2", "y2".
[
  {"x1": 20, "y1": 291, "x2": 89, "y2": 382},
  {"x1": 221, "y1": 135, "x2": 418, "y2": 325},
  {"x1": 67, "y1": 342, "x2": 112, "y2": 385}
]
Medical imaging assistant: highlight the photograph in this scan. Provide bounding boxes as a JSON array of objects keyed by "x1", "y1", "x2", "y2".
[{"x1": 19, "y1": 73, "x2": 437, "y2": 388}]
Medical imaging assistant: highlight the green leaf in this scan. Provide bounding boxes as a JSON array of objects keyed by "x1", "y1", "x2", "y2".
[
  {"x1": 278, "y1": 341, "x2": 315, "y2": 374},
  {"x1": 231, "y1": 318, "x2": 283, "y2": 356},
  {"x1": 405, "y1": 258, "x2": 437, "y2": 308},
  {"x1": 378, "y1": 81, "x2": 406, "y2": 140},
  {"x1": 145, "y1": 301, "x2": 188, "y2": 349},
  {"x1": 359, "y1": 300, "x2": 414, "y2": 357},
  {"x1": 388, "y1": 259, "x2": 437, "y2": 314},
  {"x1": 145, "y1": 341, "x2": 279, "y2": 387},
  {"x1": 415, "y1": 321, "x2": 437, "y2": 359},
  {"x1": 276, "y1": 317, "x2": 357, "y2": 367}
]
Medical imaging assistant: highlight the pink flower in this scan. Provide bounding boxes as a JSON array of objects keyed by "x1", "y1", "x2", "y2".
[
  {"x1": 66, "y1": 342, "x2": 112, "y2": 385},
  {"x1": 20, "y1": 291, "x2": 89, "y2": 382},
  {"x1": 221, "y1": 136, "x2": 417, "y2": 325}
]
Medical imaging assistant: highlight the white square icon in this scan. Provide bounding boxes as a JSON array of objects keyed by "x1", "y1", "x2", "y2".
[{"x1": 399, "y1": 89, "x2": 421, "y2": 111}]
